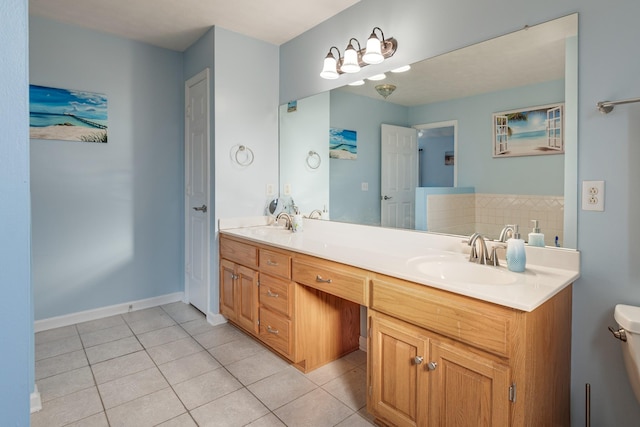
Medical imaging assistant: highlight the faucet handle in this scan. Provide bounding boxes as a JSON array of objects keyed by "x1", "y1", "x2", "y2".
[{"x1": 489, "y1": 243, "x2": 507, "y2": 266}]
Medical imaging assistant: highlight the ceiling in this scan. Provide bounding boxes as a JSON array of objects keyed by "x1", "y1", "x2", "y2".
[
  {"x1": 339, "y1": 14, "x2": 578, "y2": 106},
  {"x1": 29, "y1": 0, "x2": 361, "y2": 51}
]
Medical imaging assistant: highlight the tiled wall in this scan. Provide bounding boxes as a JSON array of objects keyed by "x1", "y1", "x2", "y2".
[{"x1": 426, "y1": 193, "x2": 564, "y2": 247}]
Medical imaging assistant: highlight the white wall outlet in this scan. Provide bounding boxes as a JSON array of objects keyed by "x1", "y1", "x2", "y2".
[
  {"x1": 361, "y1": 182, "x2": 369, "y2": 191},
  {"x1": 581, "y1": 180, "x2": 605, "y2": 211},
  {"x1": 266, "y1": 184, "x2": 275, "y2": 196},
  {"x1": 284, "y1": 183, "x2": 291, "y2": 196}
]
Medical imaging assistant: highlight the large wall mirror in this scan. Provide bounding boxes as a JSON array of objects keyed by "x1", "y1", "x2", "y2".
[{"x1": 279, "y1": 14, "x2": 578, "y2": 249}]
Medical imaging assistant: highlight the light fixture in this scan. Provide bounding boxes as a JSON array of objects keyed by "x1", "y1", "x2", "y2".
[
  {"x1": 319, "y1": 46, "x2": 341, "y2": 80},
  {"x1": 348, "y1": 80, "x2": 365, "y2": 86},
  {"x1": 367, "y1": 73, "x2": 386, "y2": 81},
  {"x1": 320, "y1": 27, "x2": 397, "y2": 79},
  {"x1": 375, "y1": 84, "x2": 396, "y2": 99},
  {"x1": 341, "y1": 38, "x2": 362, "y2": 73},
  {"x1": 362, "y1": 27, "x2": 387, "y2": 64}
]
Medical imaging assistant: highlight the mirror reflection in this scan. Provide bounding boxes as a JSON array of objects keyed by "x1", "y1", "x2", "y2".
[{"x1": 279, "y1": 14, "x2": 578, "y2": 249}]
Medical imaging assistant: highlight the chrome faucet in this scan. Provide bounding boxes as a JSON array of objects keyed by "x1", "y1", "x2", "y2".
[
  {"x1": 275, "y1": 212, "x2": 292, "y2": 230},
  {"x1": 498, "y1": 225, "x2": 515, "y2": 242},
  {"x1": 308, "y1": 209, "x2": 323, "y2": 219},
  {"x1": 468, "y1": 233, "x2": 489, "y2": 264}
]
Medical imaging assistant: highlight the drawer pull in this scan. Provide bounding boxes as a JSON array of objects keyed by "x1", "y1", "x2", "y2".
[
  {"x1": 266, "y1": 326, "x2": 279, "y2": 335},
  {"x1": 427, "y1": 361, "x2": 438, "y2": 371},
  {"x1": 315, "y1": 275, "x2": 332, "y2": 284},
  {"x1": 413, "y1": 356, "x2": 424, "y2": 365},
  {"x1": 266, "y1": 259, "x2": 279, "y2": 266},
  {"x1": 266, "y1": 289, "x2": 279, "y2": 298}
]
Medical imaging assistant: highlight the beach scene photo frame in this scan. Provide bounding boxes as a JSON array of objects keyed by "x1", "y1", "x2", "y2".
[
  {"x1": 492, "y1": 103, "x2": 564, "y2": 158},
  {"x1": 29, "y1": 84, "x2": 108, "y2": 143},
  {"x1": 329, "y1": 127, "x2": 357, "y2": 160}
]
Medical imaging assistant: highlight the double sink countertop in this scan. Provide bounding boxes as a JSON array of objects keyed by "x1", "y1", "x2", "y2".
[{"x1": 219, "y1": 217, "x2": 580, "y2": 312}]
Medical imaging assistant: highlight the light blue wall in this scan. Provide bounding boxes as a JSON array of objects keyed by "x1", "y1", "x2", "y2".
[
  {"x1": 0, "y1": 0, "x2": 32, "y2": 423},
  {"x1": 419, "y1": 132, "x2": 454, "y2": 187},
  {"x1": 212, "y1": 27, "x2": 280, "y2": 315},
  {"x1": 30, "y1": 17, "x2": 184, "y2": 319},
  {"x1": 330, "y1": 90, "x2": 408, "y2": 225},
  {"x1": 409, "y1": 79, "x2": 565, "y2": 195},
  {"x1": 281, "y1": 1, "x2": 640, "y2": 425}
]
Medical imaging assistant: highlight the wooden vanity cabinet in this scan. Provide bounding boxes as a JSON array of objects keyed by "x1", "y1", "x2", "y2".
[
  {"x1": 368, "y1": 273, "x2": 572, "y2": 427},
  {"x1": 219, "y1": 238, "x2": 259, "y2": 334},
  {"x1": 219, "y1": 235, "x2": 363, "y2": 372}
]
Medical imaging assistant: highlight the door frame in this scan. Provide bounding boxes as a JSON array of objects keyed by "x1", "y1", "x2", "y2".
[
  {"x1": 413, "y1": 120, "x2": 458, "y2": 187},
  {"x1": 184, "y1": 68, "x2": 211, "y2": 313}
]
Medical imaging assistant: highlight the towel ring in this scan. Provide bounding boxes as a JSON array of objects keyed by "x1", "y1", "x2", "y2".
[
  {"x1": 306, "y1": 150, "x2": 321, "y2": 169},
  {"x1": 233, "y1": 145, "x2": 254, "y2": 166}
]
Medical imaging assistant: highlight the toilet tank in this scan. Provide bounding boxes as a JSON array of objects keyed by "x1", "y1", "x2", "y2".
[{"x1": 615, "y1": 304, "x2": 640, "y2": 404}]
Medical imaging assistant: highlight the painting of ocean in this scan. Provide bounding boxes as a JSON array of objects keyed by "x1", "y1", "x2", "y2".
[
  {"x1": 29, "y1": 85, "x2": 108, "y2": 143},
  {"x1": 330, "y1": 127, "x2": 357, "y2": 160}
]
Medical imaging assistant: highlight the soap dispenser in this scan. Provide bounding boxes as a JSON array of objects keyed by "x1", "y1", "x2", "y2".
[
  {"x1": 506, "y1": 224, "x2": 526, "y2": 272},
  {"x1": 528, "y1": 220, "x2": 545, "y2": 247}
]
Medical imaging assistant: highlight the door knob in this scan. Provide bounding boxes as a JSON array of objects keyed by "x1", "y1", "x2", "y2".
[
  {"x1": 427, "y1": 361, "x2": 438, "y2": 371},
  {"x1": 193, "y1": 204, "x2": 207, "y2": 213},
  {"x1": 382, "y1": 195, "x2": 393, "y2": 200}
]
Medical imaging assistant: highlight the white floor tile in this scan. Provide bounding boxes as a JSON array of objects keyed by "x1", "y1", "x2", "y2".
[
  {"x1": 190, "y1": 388, "x2": 269, "y2": 427},
  {"x1": 38, "y1": 366, "x2": 95, "y2": 402},
  {"x1": 91, "y1": 350, "x2": 154, "y2": 384},
  {"x1": 274, "y1": 388, "x2": 353, "y2": 427},
  {"x1": 158, "y1": 350, "x2": 221, "y2": 385},
  {"x1": 31, "y1": 387, "x2": 103, "y2": 427},
  {"x1": 146, "y1": 336, "x2": 203, "y2": 365},
  {"x1": 247, "y1": 367, "x2": 317, "y2": 410},
  {"x1": 35, "y1": 349, "x2": 88, "y2": 380},
  {"x1": 98, "y1": 367, "x2": 168, "y2": 409},
  {"x1": 105, "y1": 387, "x2": 186, "y2": 427},
  {"x1": 85, "y1": 336, "x2": 143, "y2": 365},
  {"x1": 172, "y1": 368, "x2": 243, "y2": 410},
  {"x1": 136, "y1": 325, "x2": 189, "y2": 349}
]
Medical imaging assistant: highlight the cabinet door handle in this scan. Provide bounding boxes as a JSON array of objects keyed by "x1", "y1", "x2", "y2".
[
  {"x1": 231, "y1": 273, "x2": 238, "y2": 280},
  {"x1": 267, "y1": 290, "x2": 279, "y2": 298},
  {"x1": 413, "y1": 356, "x2": 424, "y2": 365},
  {"x1": 266, "y1": 326, "x2": 279, "y2": 334},
  {"x1": 267, "y1": 259, "x2": 279, "y2": 266},
  {"x1": 427, "y1": 361, "x2": 438, "y2": 371},
  {"x1": 316, "y1": 275, "x2": 332, "y2": 283}
]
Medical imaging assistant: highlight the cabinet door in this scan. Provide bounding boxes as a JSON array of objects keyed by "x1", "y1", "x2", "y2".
[
  {"x1": 236, "y1": 265, "x2": 259, "y2": 334},
  {"x1": 220, "y1": 259, "x2": 237, "y2": 321},
  {"x1": 370, "y1": 315, "x2": 429, "y2": 427},
  {"x1": 428, "y1": 340, "x2": 510, "y2": 427}
]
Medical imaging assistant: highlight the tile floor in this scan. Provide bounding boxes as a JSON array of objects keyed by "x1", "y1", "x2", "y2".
[{"x1": 32, "y1": 302, "x2": 375, "y2": 427}]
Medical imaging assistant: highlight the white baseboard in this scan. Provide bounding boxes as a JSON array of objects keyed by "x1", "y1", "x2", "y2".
[
  {"x1": 30, "y1": 384, "x2": 42, "y2": 414},
  {"x1": 359, "y1": 335, "x2": 368, "y2": 352},
  {"x1": 34, "y1": 292, "x2": 184, "y2": 332},
  {"x1": 207, "y1": 312, "x2": 227, "y2": 326}
]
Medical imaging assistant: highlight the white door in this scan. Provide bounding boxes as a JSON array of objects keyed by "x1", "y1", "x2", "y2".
[
  {"x1": 185, "y1": 69, "x2": 210, "y2": 314},
  {"x1": 381, "y1": 124, "x2": 418, "y2": 229}
]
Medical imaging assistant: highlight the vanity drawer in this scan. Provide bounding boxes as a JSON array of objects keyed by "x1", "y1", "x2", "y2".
[
  {"x1": 220, "y1": 237, "x2": 257, "y2": 267},
  {"x1": 259, "y1": 249, "x2": 291, "y2": 279},
  {"x1": 292, "y1": 256, "x2": 367, "y2": 305},
  {"x1": 259, "y1": 307, "x2": 293, "y2": 358},
  {"x1": 370, "y1": 274, "x2": 515, "y2": 357},
  {"x1": 259, "y1": 274, "x2": 293, "y2": 317}
]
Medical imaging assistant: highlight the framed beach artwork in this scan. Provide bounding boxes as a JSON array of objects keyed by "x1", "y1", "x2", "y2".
[
  {"x1": 492, "y1": 103, "x2": 563, "y2": 158},
  {"x1": 329, "y1": 127, "x2": 357, "y2": 160},
  {"x1": 29, "y1": 84, "x2": 108, "y2": 143}
]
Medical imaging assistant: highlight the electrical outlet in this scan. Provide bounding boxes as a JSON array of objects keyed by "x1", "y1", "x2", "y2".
[
  {"x1": 284, "y1": 183, "x2": 291, "y2": 196},
  {"x1": 361, "y1": 182, "x2": 369, "y2": 191},
  {"x1": 582, "y1": 180, "x2": 605, "y2": 211},
  {"x1": 266, "y1": 184, "x2": 275, "y2": 196}
]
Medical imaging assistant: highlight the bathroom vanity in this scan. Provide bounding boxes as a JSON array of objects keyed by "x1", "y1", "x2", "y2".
[{"x1": 219, "y1": 218, "x2": 579, "y2": 426}]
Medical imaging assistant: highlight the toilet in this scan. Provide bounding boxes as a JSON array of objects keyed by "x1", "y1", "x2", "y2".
[{"x1": 613, "y1": 304, "x2": 640, "y2": 403}]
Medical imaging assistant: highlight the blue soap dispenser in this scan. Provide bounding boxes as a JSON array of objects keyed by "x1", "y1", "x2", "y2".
[
  {"x1": 506, "y1": 224, "x2": 526, "y2": 272},
  {"x1": 528, "y1": 219, "x2": 545, "y2": 247}
]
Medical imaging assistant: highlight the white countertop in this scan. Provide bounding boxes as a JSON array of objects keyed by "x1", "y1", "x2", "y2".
[{"x1": 219, "y1": 217, "x2": 580, "y2": 312}]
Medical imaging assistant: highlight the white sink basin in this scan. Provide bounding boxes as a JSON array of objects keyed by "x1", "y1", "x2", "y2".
[{"x1": 415, "y1": 261, "x2": 519, "y2": 286}]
